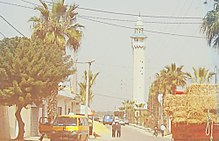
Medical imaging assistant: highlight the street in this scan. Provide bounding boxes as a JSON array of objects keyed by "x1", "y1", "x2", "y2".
[{"x1": 90, "y1": 125, "x2": 172, "y2": 141}]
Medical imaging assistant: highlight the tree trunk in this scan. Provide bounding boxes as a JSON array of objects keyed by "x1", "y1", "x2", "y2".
[
  {"x1": 72, "y1": 50, "x2": 78, "y2": 94},
  {"x1": 47, "y1": 90, "x2": 57, "y2": 121},
  {"x1": 15, "y1": 106, "x2": 25, "y2": 140}
]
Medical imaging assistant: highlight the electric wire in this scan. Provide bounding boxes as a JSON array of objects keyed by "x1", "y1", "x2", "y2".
[
  {"x1": 20, "y1": 0, "x2": 38, "y2": 6},
  {"x1": 79, "y1": 16, "x2": 205, "y2": 39},
  {"x1": 0, "y1": 31, "x2": 5, "y2": 38},
  {"x1": 79, "y1": 15, "x2": 202, "y2": 25},
  {"x1": 94, "y1": 92, "x2": 130, "y2": 100},
  {"x1": 0, "y1": 1, "x2": 203, "y2": 20},
  {"x1": 0, "y1": 1, "x2": 205, "y2": 38},
  {"x1": 0, "y1": 1, "x2": 33, "y2": 9},
  {"x1": 77, "y1": 6, "x2": 202, "y2": 20},
  {"x1": 0, "y1": 15, "x2": 25, "y2": 37}
]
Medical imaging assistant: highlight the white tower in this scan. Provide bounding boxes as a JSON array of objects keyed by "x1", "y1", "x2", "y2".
[{"x1": 131, "y1": 16, "x2": 147, "y2": 105}]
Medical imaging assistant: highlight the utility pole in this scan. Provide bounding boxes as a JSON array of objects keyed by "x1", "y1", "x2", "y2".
[{"x1": 76, "y1": 60, "x2": 95, "y2": 118}]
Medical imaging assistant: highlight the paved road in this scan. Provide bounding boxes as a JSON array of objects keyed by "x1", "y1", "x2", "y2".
[{"x1": 90, "y1": 125, "x2": 173, "y2": 141}]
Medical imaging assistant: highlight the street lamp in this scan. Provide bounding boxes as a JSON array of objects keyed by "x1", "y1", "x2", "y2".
[{"x1": 76, "y1": 60, "x2": 95, "y2": 118}]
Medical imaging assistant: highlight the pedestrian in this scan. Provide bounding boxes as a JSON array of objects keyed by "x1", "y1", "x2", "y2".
[
  {"x1": 112, "y1": 122, "x2": 116, "y2": 137},
  {"x1": 153, "y1": 126, "x2": 158, "y2": 137},
  {"x1": 160, "y1": 124, "x2": 166, "y2": 137},
  {"x1": 116, "y1": 122, "x2": 121, "y2": 137}
]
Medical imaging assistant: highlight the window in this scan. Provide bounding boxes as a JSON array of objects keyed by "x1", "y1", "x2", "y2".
[{"x1": 53, "y1": 117, "x2": 77, "y2": 126}]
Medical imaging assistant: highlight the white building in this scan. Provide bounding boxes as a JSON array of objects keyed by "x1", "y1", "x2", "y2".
[
  {"x1": 131, "y1": 16, "x2": 147, "y2": 105},
  {"x1": 4, "y1": 87, "x2": 80, "y2": 139}
]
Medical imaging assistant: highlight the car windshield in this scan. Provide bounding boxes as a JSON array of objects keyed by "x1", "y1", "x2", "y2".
[
  {"x1": 53, "y1": 117, "x2": 77, "y2": 126},
  {"x1": 104, "y1": 115, "x2": 113, "y2": 119}
]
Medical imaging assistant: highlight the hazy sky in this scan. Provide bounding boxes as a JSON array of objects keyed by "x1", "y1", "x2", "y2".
[{"x1": 1, "y1": 0, "x2": 219, "y2": 111}]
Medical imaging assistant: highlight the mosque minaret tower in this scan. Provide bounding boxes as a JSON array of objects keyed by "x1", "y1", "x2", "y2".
[{"x1": 131, "y1": 16, "x2": 147, "y2": 105}]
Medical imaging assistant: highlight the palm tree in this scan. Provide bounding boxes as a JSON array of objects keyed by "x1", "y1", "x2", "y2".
[
  {"x1": 187, "y1": 67, "x2": 215, "y2": 83},
  {"x1": 201, "y1": 2, "x2": 219, "y2": 47},
  {"x1": 30, "y1": 0, "x2": 83, "y2": 51},
  {"x1": 135, "y1": 103, "x2": 145, "y2": 125},
  {"x1": 30, "y1": 0, "x2": 83, "y2": 119},
  {"x1": 148, "y1": 63, "x2": 189, "y2": 126},
  {"x1": 120, "y1": 100, "x2": 135, "y2": 123},
  {"x1": 78, "y1": 71, "x2": 99, "y2": 106},
  {"x1": 157, "y1": 63, "x2": 188, "y2": 95}
]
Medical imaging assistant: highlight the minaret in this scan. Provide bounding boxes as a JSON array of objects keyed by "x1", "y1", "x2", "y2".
[{"x1": 131, "y1": 16, "x2": 147, "y2": 105}]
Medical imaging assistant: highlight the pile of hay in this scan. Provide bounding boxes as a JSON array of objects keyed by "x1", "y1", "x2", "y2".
[
  {"x1": 165, "y1": 84, "x2": 219, "y2": 124},
  {"x1": 186, "y1": 84, "x2": 219, "y2": 95}
]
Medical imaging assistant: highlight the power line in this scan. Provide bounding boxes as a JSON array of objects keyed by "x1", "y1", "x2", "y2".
[
  {"x1": 0, "y1": 1, "x2": 204, "y2": 38},
  {"x1": 0, "y1": 15, "x2": 25, "y2": 37},
  {"x1": 0, "y1": 1, "x2": 203, "y2": 20},
  {"x1": 0, "y1": 1, "x2": 33, "y2": 9},
  {"x1": 79, "y1": 16, "x2": 205, "y2": 39},
  {"x1": 94, "y1": 92, "x2": 130, "y2": 100},
  {"x1": 20, "y1": 0, "x2": 38, "y2": 6},
  {"x1": 79, "y1": 15, "x2": 202, "y2": 25},
  {"x1": 42, "y1": 1, "x2": 202, "y2": 20},
  {"x1": 78, "y1": 6, "x2": 202, "y2": 20},
  {"x1": 0, "y1": 31, "x2": 5, "y2": 38}
]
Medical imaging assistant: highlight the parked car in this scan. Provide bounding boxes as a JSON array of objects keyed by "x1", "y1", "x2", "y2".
[
  {"x1": 98, "y1": 117, "x2": 103, "y2": 123},
  {"x1": 119, "y1": 119, "x2": 125, "y2": 126},
  {"x1": 94, "y1": 115, "x2": 100, "y2": 121},
  {"x1": 124, "y1": 119, "x2": 129, "y2": 125},
  {"x1": 39, "y1": 114, "x2": 89, "y2": 141},
  {"x1": 103, "y1": 115, "x2": 114, "y2": 125}
]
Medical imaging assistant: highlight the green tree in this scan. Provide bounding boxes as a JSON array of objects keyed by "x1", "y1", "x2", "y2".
[
  {"x1": 187, "y1": 67, "x2": 215, "y2": 83},
  {"x1": 201, "y1": 3, "x2": 219, "y2": 47},
  {"x1": 30, "y1": 0, "x2": 83, "y2": 51},
  {"x1": 120, "y1": 100, "x2": 135, "y2": 123},
  {"x1": 147, "y1": 63, "x2": 188, "y2": 126},
  {"x1": 154, "y1": 63, "x2": 188, "y2": 95},
  {"x1": 78, "y1": 71, "x2": 99, "y2": 106},
  {"x1": 30, "y1": 0, "x2": 82, "y2": 119},
  {"x1": 0, "y1": 37, "x2": 72, "y2": 140},
  {"x1": 122, "y1": 100, "x2": 135, "y2": 111}
]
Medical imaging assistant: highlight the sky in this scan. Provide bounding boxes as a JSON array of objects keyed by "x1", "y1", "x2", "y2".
[{"x1": 0, "y1": 0, "x2": 219, "y2": 112}]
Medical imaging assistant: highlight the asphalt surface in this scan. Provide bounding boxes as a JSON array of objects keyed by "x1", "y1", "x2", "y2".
[{"x1": 90, "y1": 125, "x2": 173, "y2": 141}]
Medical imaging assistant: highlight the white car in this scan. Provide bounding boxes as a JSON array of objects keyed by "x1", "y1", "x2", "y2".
[
  {"x1": 124, "y1": 119, "x2": 129, "y2": 125},
  {"x1": 119, "y1": 119, "x2": 125, "y2": 126}
]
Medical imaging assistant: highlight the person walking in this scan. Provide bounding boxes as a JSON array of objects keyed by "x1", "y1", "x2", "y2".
[
  {"x1": 153, "y1": 126, "x2": 158, "y2": 137},
  {"x1": 160, "y1": 124, "x2": 166, "y2": 137},
  {"x1": 116, "y1": 122, "x2": 121, "y2": 137},
  {"x1": 112, "y1": 122, "x2": 116, "y2": 137}
]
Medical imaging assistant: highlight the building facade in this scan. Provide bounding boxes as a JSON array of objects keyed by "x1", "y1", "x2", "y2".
[
  {"x1": 131, "y1": 16, "x2": 147, "y2": 105},
  {"x1": 6, "y1": 87, "x2": 80, "y2": 139}
]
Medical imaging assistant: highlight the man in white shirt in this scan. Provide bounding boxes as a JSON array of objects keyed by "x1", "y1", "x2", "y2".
[{"x1": 160, "y1": 124, "x2": 166, "y2": 137}]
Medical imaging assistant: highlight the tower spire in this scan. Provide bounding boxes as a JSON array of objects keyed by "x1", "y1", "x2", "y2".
[{"x1": 131, "y1": 17, "x2": 147, "y2": 105}]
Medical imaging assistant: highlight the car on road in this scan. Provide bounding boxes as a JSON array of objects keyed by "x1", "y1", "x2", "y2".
[
  {"x1": 119, "y1": 119, "x2": 125, "y2": 126},
  {"x1": 103, "y1": 115, "x2": 114, "y2": 125},
  {"x1": 39, "y1": 114, "x2": 89, "y2": 141},
  {"x1": 124, "y1": 119, "x2": 129, "y2": 125}
]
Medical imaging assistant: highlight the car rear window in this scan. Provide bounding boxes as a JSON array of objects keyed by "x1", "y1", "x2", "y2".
[{"x1": 53, "y1": 117, "x2": 77, "y2": 126}]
